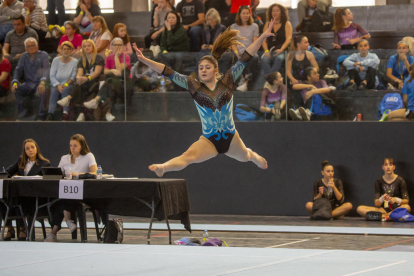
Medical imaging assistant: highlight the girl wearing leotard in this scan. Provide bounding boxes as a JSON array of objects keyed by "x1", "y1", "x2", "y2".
[
  {"x1": 286, "y1": 35, "x2": 318, "y2": 119},
  {"x1": 132, "y1": 21, "x2": 275, "y2": 177}
]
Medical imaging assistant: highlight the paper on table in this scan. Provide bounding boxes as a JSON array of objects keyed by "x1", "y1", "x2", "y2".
[
  {"x1": 105, "y1": 177, "x2": 139, "y2": 180},
  {"x1": 13, "y1": 175, "x2": 43, "y2": 179}
]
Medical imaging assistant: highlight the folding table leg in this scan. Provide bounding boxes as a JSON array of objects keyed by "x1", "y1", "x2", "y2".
[
  {"x1": 165, "y1": 217, "x2": 172, "y2": 245},
  {"x1": 147, "y1": 199, "x2": 155, "y2": 245},
  {"x1": 29, "y1": 197, "x2": 39, "y2": 241}
]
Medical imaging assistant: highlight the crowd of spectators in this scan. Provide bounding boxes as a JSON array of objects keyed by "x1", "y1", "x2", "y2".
[{"x1": 0, "y1": 0, "x2": 413, "y2": 122}]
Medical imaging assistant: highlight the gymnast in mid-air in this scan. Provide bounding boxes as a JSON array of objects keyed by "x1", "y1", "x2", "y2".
[{"x1": 132, "y1": 20, "x2": 276, "y2": 177}]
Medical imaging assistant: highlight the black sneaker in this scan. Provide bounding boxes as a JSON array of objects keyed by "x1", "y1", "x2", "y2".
[
  {"x1": 35, "y1": 114, "x2": 46, "y2": 121},
  {"x1": 45, "y1": 113, "x2": 54, "y2": 121},
  {"x1": 358, "y1": 82, "x2": 367, "y2": 90},
  {"x1": 346, "y1": 83, "x2": 357, "y2": 91}
]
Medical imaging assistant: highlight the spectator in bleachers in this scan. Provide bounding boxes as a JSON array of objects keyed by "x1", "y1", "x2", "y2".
[
  {"x1": 261, "y1": 4, "x2": 292, "y2": 75},
  {"x1": 343, "y1": 40, "x2": 379, "y2": 90},
  {"x1": 89, "y1": 15, "x2": 112, "y2": 58},
  {"x1": 380, "y1": 64, "x2": 414, "y2": 121},
  {"x1": 57, "y1": 39, "x2": 104, "y2": 121},
  {"x1": 386, "y1": 41, "x2": 414, "y2": 90},
  {"x1": 356, "y1": 158, "x2": 410, "y2": 218},
  {"x1": 0, "y1": 44, "x2": 11, "y2": 98},
  {"x1": 305, "y1": 161, "x2": 353, "y2": 219},
  {"x1": 287, "y1": 35, "x2": 318, "y2": 119},
  {"x1": 22, "y1": 0, "x2": 48, "y2": 42},
  {"x1": 47, "y1": 0, "x2": 65, "y2": 27},
  {"x1": 112, "y1": 23, "x2": 133, "y2": 55},
  {"x1": 3, "y1": 15, "x2": 38, "y2": 64},
  {"x1": 297, "y1": 0, "x2": 332, "y2": 27},
  {"x1": 204, "y1": 0, "x2": 230, "y2": 25},
  {"x1": 159, "y1": 11, "x2": 189, "y2": 72},
  {"x1": 230, "y1": 5, "x2": 259, "y2": 91},
  {"x1": 201, "y1": 8, "x2": 225, "y2": 52},
  {"x1": 132, "y1": 61, "x2": 158, "y2": 92},
  {"x1": 291, "y1": 67, "x2": 336, "y2": 121},
  {"x1": 73, "y1": 0, "x2": 101, "y2": 34},
  {"x1": 260, "y1": 72, "x2": 286, "y2": 121},
  {"x1": 145, "y1": 0, "x2": 172, "y2": 49},
  {"x1": 251, "y1": 0, "x2": 263, "y2": 28},
  {"x1": 0, "y1": 0, "x2": 23, "y2": 43},
  {"x1": 176, "y1": 0, "x2": 205, "y2": 52},
  {"x1": 11, "y1": 37, "x2": 50, "y2": 120},
  {"x1": 223, "y1": 0, "x2": 250, "y2": 27},
  {"x1": 332, "y1": 8, "x2": 370, "y2": 50},
  {"x1": 83, "y1": 38, "x2": 132, "y2": 121},
  {"x1": 47, "y1": 41, "x2": 78, "y2": 121},
  {"x1": 57, "y1": 21, "x2": 82, "y2": 56}
]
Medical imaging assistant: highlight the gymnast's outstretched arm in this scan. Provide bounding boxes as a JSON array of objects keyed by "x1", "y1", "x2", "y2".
[
  {"x1": 132, "y1": 43, "x2": 166, "y2": 73},
  {"x1": 244, "y1": 19, "x2": 275, "y2": 57}
]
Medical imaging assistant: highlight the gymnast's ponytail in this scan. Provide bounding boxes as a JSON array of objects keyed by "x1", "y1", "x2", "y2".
[{"x1": 211, "y1": 28, "x2": 245, "y2": 60}]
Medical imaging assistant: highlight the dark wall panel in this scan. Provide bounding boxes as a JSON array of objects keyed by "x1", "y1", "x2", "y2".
[{"x1": 1, "y1": 122, "x2": 413, "y2": 216}]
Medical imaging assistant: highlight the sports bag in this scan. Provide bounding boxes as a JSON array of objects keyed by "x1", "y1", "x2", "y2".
[
  {"x1": 234, "y1": 104, "x2": 263, "y2": 121},
  {"x1": 309, "y1": 10, "x2": 333, "y2": 32},
  {"x1": 103, "y1": 219, "x2": 123, "y2": 243},
  {"x1": 377, "y1": 93, "x2": 404, "y2": 119},
  {"x1": 308, "y1": 44, "x2": 328, "y2": 61},
  {"x1": 390, "y1": 208, "x2": 414, "y2": 222},
  {"x1": 311, "y1": 198, "x2": 332, "y2": 220}
]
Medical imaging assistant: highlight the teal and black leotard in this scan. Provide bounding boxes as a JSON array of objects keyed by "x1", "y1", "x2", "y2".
[{"x1": 162, "y1": 51, "x2": 252, "y2": 154}]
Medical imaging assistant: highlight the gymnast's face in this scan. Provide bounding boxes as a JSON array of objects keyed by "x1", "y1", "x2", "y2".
[
  {"x1": 382, "y1": 160, "x2": 395, "y2": 175},
  {"x1": 198, "y1": 59, "x2": 218, "y2": 83},
  {"x1": 321, "y1": 165, "x2": 334, "y2": 179}
]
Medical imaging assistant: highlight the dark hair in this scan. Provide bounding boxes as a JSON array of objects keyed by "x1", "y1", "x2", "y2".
[
  {"x1": 69, "y1": 134, "x2": 91, "y2": 155},
  {"x1": 408, "y1": 63, "x2": 414, "y2": 83},
  {"x1": 265, "y1": 72, "x2": 281, "y2": 85},
  {"x1": 305, "y1": 67, "x2": 316, "y2": 78},
  {"x1": 65, "y1": 21, "x2": 80, "y2": 34},
  {"x1": 18, "y1": 139, "x2": 50, "y2": 170},
  {"x1": 358, "y1": 39, "x2": 369, "y2": 46},
  {"x1": 235, "y1": 6, "x2": 253, "y2": 26},
  {"x1": 321, "y1": 160, "x2": 333, "y2": 171},
  {"x1": 13, "y1": 15, "x2": 25, "y2": 24},
  {"x1": 266, "y1": 4, "x2": 289, "y2": 24},
  {"x1": 289, "y1": 35, "x2": 306, "y2": 51},
  {"x1": 383, "y1": 158, "x2": 395, "y2": 166},
  {"x1": 164, "y1": 11, "x2": 181, "y2": 34}
]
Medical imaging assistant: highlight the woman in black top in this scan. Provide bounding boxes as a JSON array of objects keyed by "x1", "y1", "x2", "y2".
[
  {"x1": 3, "y1": 139, "x2": 50, "y2": 241},
  {"x1": 305, "y1": 161, "x2": 353, "y2": 218},
  {"x1": 261, "y1": 4, "x2": 292, "y2": 75},
  {"x1": 357, "y1": 158, "x2": 411, "y2": 218}
]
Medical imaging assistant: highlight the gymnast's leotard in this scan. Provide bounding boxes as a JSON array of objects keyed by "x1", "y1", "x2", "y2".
[{"x1": 162, "y1": 52, "x2": 252, "y2": 154}]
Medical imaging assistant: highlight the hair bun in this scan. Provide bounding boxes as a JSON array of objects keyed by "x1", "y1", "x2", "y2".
[{"x1": 321, "y1": 160, "x2": 329, "y2": 166}]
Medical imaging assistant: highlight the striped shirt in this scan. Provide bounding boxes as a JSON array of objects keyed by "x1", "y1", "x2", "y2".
[{"x1": 22, "y1": 5, "x2": 48, "y2": 32}]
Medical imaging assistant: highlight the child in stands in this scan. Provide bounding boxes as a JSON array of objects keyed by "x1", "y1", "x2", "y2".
[
  {"x1": 343, "y1": 40, "x2": 379, "y2": 90},
  {"x1": 386, "y1": 41, "x2": 414, "y2": 90}
]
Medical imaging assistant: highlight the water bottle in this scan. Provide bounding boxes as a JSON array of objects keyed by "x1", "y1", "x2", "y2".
[
  {"x1": 203, "y1": 230, "x2": 209, "y2": 243},
  {"x1": 97, "y1": 165, "x2": 102, "y2": 179},
  {"x1": 65, "y1": 165, "x2": 72, "y2": 179},
  {"x1": 159, "y1": 75, "x2": 166, "y2": 92}
]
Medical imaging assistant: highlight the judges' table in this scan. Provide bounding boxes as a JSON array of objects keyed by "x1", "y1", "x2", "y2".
[{"x1": 3, "y1": 178, "x2": 191, "y2": 244}]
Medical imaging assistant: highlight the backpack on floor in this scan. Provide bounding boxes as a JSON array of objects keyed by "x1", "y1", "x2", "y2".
[
  {"x1": 308, "y1": 44, "x2": 328, "y2": 61},
  {"x1": 103, "y1": 219, "x2": 123, "y2": 243},
  {"x1": 377, "y1": 93, "x2": 404, "y2": 119},
  {"x1": 311, "y1": 198, "x2": 332, "y2": 220},
  {"x1": 390, "y1": 208, "x2": 414, "y2": 222},
  {"x1": 234, "y1": 104, "x2": 263, "y2": 121},
  {"x1": 310, "y1": 94, "x2": 332, "y2": 116},
  {"x1": 309, "y1": 10, "x2": 333, "y2": 32}
]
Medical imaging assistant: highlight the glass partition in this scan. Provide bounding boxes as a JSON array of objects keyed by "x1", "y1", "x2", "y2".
[{"x1": 0, "y1": 49, "x2": 400, "y2": 122}]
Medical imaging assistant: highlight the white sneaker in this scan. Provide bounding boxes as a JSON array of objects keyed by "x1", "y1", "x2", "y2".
[
  {"x1": 76, "y1": 113, "x2": 85, "y2": 122},
  {"x1": 237, "y1": 81, "x2": 248, "y2": 92},
  {"x1": 289, "y1": 108, "x2": 302, "y2": 121},
  {"x1": 324, "y1": 68, "x2": 339, "y2": 79},
  {"x1": 387, "y1": 83, "x2": 396, "y2": 91},
  {"x1": 44, "y1": 233, "x2": 57, "y2": 242},
  {"x1": 66, "y1": 220, "x2": 77, "y2": 233},
  {"x1": 83, "y1": 99, "x2": 98, "y2": 109},
  {"x1": 105, "y1": 113, "x2": 116, "y2": 121},
  {"x1": 57, "y1": 97, "x2": 70, "y2": 107},
  {"x1": 299, "y1": 107, "x2": 312, "y2": 121}
]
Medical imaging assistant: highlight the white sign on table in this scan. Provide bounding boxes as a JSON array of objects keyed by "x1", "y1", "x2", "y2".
[
  {"x1": 59, "y1": 180, "x2": 84, "y2": 199},
  {"x1": 0, "y1": 179, "x2": 3, "y2": 199}
]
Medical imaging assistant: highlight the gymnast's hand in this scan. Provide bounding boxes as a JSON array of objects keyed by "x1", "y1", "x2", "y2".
[
  {"x1": 133, "y1": 43, "x2": 144, "y2": 61},
  {"x1": 263, "y1": 19, "x2": 275, "y2": 39}
]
